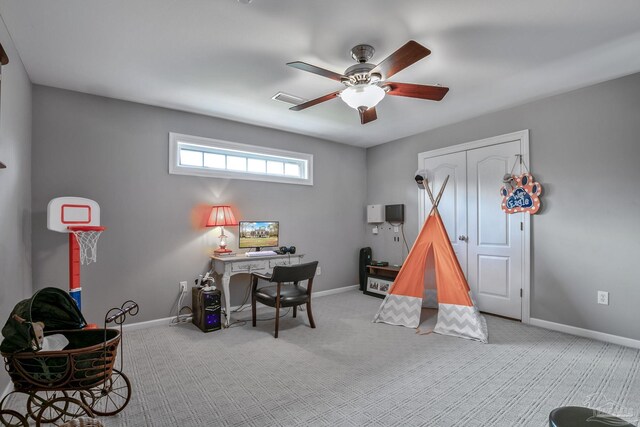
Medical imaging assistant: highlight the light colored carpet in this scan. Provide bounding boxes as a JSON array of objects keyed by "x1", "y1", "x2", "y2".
[{"x1": 6, "y1": 290, "x2": 640, "y2": 426}]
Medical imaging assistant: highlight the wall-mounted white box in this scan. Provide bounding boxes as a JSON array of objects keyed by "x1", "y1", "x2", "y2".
[{"x1": 367, "y1": 204, "x2": 384, "y2": 223}]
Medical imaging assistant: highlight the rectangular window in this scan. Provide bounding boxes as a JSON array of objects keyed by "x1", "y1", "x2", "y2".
[
  {"x1": 226, "y1": 156, "x2": 247, "y2": 172},
  {"x1": 169, "y1": 133, "x2": 313, "y2": 185},
  {"x1": 284, "y1": 163, "x2": 300, "y2": 177},
  {"x1": 204, "y1": 153, "x2": 225, "y2": 169},
  {"x1": 267, "y1": 160, "x2": 284, "y2": 175},
  {"x1": 179, "y1": 149, "x2": 203, "y2": 167},
  {"x1": 247, "y1": 158, "x2": 266, "y2": 173}
]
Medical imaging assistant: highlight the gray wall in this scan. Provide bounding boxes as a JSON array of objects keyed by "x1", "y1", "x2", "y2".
[
  {"x1": 367, "y1": 72, "x2": 640, "y2": 341},
  {"x1": 32, "y1": 86, "x2": 367, "y2": 325},
  {"x1": 0, "y1": 22, "x2": 32, "y2": 392}
]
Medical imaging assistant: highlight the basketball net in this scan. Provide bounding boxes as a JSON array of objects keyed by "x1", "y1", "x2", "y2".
[{"x1": 69, "y1": 228, "x2": 105, "y2": 265}]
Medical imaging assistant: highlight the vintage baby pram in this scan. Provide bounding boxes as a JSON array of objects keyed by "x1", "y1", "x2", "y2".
[{"x1": 0, "y1": 287, "x2": 138, "y2": 426}]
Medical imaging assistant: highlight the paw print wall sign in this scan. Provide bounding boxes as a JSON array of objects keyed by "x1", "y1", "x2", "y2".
[{"x1": 500, "y1": 173, "x2": 542, "y2": 214}]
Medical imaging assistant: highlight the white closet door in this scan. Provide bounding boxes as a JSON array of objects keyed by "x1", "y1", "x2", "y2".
[
  {"x1": 467, "y1": 141, "x2": 523, "y2": 319},
  {"x1": 421, "y1": 151, "x2": 467, "y2": 276}
]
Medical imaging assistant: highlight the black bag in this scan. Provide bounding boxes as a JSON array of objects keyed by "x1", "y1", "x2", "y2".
[{"x1": 0, "y1": 287, "x2": 87, "y2": 354}]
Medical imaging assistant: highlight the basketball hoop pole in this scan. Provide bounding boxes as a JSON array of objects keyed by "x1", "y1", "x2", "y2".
[
  {"x1": 67, "y1": 225, "x2": 106, "y2": 310},
  {"x1": 69, "y1": 232, "x2": 82, "y2": 308}
]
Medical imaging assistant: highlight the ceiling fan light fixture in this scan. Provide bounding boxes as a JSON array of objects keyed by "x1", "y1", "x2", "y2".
[{"x1": 340, "y1": 84, "x2": 385, "y2": 110}]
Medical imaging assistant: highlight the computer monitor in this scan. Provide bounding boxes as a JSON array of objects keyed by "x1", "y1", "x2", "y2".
[{"x1": 239, "y1": 221, "x2": 279, "y2": 251}]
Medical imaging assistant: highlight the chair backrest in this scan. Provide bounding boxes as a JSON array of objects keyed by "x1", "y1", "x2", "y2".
[{"x1": 270, "y1": 261, "x2": 318, "y2": 284}]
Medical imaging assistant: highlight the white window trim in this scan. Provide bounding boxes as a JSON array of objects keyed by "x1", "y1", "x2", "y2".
[{"x1": 169, "y1": 132, "x2": 313, "y2": 186}]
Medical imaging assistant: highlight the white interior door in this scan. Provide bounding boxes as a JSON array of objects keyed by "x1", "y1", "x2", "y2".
[
  {"x1": 421, "y1": 152, "x2": 467, "y2": 276},
  {"x1": 419, "y1": 132, "x2": 528, "y2": 321},
  {"x1": 467, "y1": 141, "x2": 523, "y2": 319}
]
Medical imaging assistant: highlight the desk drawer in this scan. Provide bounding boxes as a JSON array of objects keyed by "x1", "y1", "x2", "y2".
[
  {"x1": 269, "y1": 257, "x2": 301, "y2": 268},
  {"x1": 231, "y1": 261, "x2": 267, "y2": 272}
]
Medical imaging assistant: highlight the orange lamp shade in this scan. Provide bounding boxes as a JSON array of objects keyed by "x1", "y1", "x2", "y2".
[
  {"x1": 206, "y1": 206, "x2": 238, "y2": 228},
  {"x1": 207, "y1": 206, "x2": 238, "y2": 254}
]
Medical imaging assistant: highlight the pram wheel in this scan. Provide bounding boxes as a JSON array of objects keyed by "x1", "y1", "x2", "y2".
[
  {"x1": 0, "y1": 409, "x2": 28, "y2": 427},
  {"x1": 0, "y1": 392, "x2": 27, "y2": 427},
  {"x1": 27, "y1": 390, "x2": 69, "y2": 421},
  {"x1": 35, "y1": 396, "x2": 94, "y2": 426},
  {"x1": 80, "y1": 369, "x2": 131, "y2": 416}
]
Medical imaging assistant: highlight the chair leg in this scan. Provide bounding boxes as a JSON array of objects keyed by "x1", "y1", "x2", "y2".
[
  {"x1": 306, "y1": 300, "x2": 316, "y2": 329},
  {"x1": 251, "y1": 295, "x2": 256, "y2": 327},
  {"x1": 293, "y1": 305, "x2": 297, "y2": 318},
  {"x1": 274, "y1": 300, "x2": 280, "y2": 338}
]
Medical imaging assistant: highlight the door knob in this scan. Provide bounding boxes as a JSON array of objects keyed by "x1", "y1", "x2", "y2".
[{"x1": 458, "y1": 235, "x2": 468, "y2": 242}]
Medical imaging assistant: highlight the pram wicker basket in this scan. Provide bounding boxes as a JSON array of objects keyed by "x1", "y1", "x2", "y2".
[
  {"x1": 0, "y1": 288, "x2": 138, "y2": 425},
  {"x1": 3, "y1": 328, "x2": 120, "y2": 392}
]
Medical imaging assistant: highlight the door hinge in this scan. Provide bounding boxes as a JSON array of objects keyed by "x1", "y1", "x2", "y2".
[
  {"x1": 520, "y1": 222, "x2": 523, "y2": 231},
  {"x1": 520, "y1": 288, "x2": 523, "y2": 298}
]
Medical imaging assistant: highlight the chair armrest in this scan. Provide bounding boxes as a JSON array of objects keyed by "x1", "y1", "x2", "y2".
[
  {"x1": 251, "y1": 272, "x2": 272, "y2": 281},
  {"x1": 251, "y1": 272, "x2": 272, "y2": 293}
]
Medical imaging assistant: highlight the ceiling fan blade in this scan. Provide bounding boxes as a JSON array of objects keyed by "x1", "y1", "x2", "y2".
[
  {"x1": 289, "y1": 91, "x2": 341, "y2": 111},
  {"x1": 385, "y1": 82, "x2": 449, "y2": 101},
  {"x1": 358, "y1": 107, "x2": 377, "y2": 124},
  {"x1": 370, "y1": 41, "x2": 431, "y2": 80},
  {"x1": 287, "y1": 61, "x2": 346, "y2": 82}
]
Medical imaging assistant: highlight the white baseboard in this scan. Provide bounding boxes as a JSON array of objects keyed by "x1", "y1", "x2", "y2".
[
  {"x1": 313, "y1": 284, "x2": 359, "y2": 298},
  {"x1": 122, "y1": 316, "x2": 177, "y2": 331},
  {"x1": 123, "y1": 284, "x2": 359, "y2": 331},
  {"x1": 530, "y1": 317, "x2": 640, "y2": 350}
]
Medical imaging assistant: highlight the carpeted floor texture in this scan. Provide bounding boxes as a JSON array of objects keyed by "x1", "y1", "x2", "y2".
[{"x1": 7, "y1": 290, "x2": 640, "y2": 426}]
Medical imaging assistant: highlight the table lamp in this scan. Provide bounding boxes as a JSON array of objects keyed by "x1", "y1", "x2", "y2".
[{"x1": 207, "y1": 205, "x2": 238, "y2": 254}]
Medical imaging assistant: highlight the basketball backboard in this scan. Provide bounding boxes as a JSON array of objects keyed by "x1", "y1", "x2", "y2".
[{"x1": 47, "y1": 197, "x2": 101, "y2": 233}]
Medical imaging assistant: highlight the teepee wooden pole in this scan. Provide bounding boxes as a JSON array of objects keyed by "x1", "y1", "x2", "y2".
[
  {"x1": 424, "y1": 178, "x2": 436, "y2": 205},
  {"x1": 434, "y1": 175, "x2": 450, "y2": 207}
]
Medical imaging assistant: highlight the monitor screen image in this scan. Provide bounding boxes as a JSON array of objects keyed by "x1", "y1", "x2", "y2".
[{"x1": 239, "y1": 221, "x2": 279, "y2": 249}]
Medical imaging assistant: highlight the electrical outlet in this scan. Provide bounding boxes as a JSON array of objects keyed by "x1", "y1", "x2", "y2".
[
  {"x1": 316, "y1": 267, "x2": 321, "y2": 276},
  {"x1": 179, "y1": 281, "x2": 188, "y2": 293},
  {"x1": 597, "y1": 291, "x2": 609, "y2": 305}
]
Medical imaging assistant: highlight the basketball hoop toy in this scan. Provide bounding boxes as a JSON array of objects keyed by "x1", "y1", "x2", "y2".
[
  {"x1": 68, "y1": 226, "x2": 105, "y2": 265},
  {"x1": 47, "y1": 197, "x2": 106, "y2": 310}
]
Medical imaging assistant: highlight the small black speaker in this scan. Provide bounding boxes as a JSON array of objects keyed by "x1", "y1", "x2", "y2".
[
  {"x1": 192, "y1": 287, "x2": 221, "y2": 332},
  {"x1": 385, "y1": 204, "x2": 404, "y2": 223},
  {"x1": 359, "y1": 247, "x2": 372, "y2": 291},
  {"x1": 278, "y1": 246, "x2": 296, "y2": 254}
]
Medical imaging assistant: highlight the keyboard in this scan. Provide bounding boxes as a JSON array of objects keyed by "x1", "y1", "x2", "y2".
[{"x1": 245, "y1": 251, "x2": 277, "y2": 257}]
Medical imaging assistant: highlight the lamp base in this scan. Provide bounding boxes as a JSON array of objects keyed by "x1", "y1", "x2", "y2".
[{"x1": 214, "y1": 248, "x2": 232, "y2": 254}]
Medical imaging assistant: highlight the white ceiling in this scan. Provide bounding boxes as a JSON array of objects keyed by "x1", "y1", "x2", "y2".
[{"x1": 2, "y1": 1, "x2": 640, "y2": 147}]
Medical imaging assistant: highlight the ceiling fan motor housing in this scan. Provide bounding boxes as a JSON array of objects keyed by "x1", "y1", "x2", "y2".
[
  {"x1": 350, "y1": 44, "x2": 375, "y2": 63},
  {"x1": 343, "y1": 63, "x2": 380, "y2": 85},
  {"x1": 343, "y1": 45, "x2": 382, "y2": 86}
]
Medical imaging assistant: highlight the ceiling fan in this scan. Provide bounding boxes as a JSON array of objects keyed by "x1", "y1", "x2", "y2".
[{"x1": 287, "y1": 40, "x2": 449, "y2": 125}]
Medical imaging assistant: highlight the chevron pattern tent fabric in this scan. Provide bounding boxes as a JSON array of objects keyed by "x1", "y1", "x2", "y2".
[
  {"x1": 434, "y1": 303, "x2": 488, "y2": 343},
  {"x1": 373, "y1": 294, "x2": 422, "y2": 328}
]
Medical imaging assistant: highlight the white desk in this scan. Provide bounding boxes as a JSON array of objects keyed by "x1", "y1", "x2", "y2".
[{"x1": 211, "y1": 253, "x2": 305, "y2": 326}]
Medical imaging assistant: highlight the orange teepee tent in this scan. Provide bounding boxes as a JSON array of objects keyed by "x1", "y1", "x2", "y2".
[{"x1": 373, "y1": 176, "x2": 488, "y2": 343}]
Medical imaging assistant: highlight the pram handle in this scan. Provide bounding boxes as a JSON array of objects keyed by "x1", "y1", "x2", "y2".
[{"x1": 104, "y1": 300, "x2": 139, "y2": 325}]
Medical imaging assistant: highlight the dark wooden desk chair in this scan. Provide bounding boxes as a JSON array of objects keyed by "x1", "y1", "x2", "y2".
[{"x1": 251, "y1": 261, "x2": 319, "y2": 338}]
